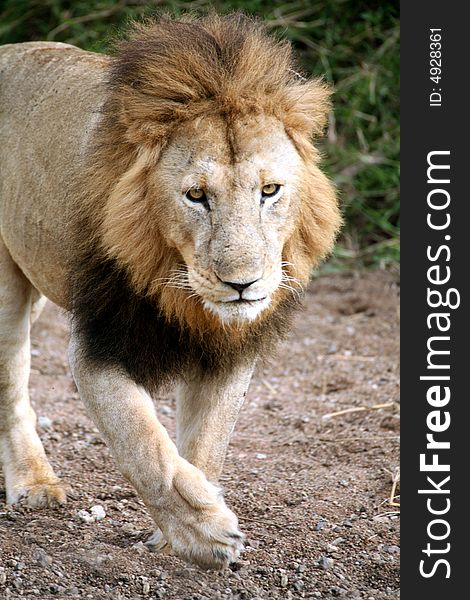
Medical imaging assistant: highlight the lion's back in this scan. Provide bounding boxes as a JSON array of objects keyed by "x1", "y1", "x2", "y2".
[{"x1": 0, "y1": 42, "x2": 110, "y2": 306}]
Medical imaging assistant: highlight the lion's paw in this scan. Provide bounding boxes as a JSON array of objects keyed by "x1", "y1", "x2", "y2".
[
  {"x1": 156, "y1": 461, "x2": 244, "y2": 570},
  {"x1": 8, "y1": 482, "x2": 68, "y2": 509}
]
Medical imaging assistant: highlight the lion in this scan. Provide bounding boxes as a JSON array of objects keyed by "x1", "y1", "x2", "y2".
[{"x1": 0, "y1": 14, "x2": 340, "y2": 569}]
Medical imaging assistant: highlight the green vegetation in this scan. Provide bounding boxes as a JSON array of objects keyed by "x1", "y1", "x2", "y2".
[{"x1": 0, "y1": 0, "x2": 399, "y2": 268}]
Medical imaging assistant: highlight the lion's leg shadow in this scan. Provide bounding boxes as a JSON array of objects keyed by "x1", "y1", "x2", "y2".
[
  {"x1": 69, "y1": 329, "x2": 247, "y2": 569},
  {"x1": 146, "y1": 362, "x2": 254, "y2": 555},
  {"x1": 0, "y1": 238, "x2": 67, "y2": 507}
]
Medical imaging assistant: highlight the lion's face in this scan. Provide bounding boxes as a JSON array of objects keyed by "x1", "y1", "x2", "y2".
[{"x1": 153, "y1": 114, "x2": 302, "y2": 323}]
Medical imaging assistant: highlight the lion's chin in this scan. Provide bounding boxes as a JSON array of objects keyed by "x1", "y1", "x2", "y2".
[{"x1": 202, "y1": 297, "x2": 271, "y2": 324}]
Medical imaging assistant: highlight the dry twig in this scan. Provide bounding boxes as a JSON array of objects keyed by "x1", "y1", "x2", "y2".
[{"x1": 322, "y1": 402, "x2": 398, "y2": 420}]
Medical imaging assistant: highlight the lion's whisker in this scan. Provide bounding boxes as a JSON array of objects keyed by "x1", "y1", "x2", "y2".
[
  {"x1": 281, "y1": 272, "x2": 304, "y2": 291},
  {"x1": 279, "y1": 282, "x2": 302, "y2": 300}
]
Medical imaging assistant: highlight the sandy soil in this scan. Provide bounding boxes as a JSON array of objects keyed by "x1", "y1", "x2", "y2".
[{"x1": 0, "y1": 271, "x2": 400, "y2": 600}]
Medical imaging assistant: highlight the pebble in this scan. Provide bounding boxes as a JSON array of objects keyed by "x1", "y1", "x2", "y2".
[
  {"x1": 327, "y1": 544, "x2": 340, "y2": 555},
  {"x1": 315, "y1": 518, "x2": 328, "y2": 531},
  {"x1": 255, "y1": 453, "x2": 267, "y2": 459},
  {"x1": 33, "y1": 548, "x2": 52, "y2": 567},
  {"x1": 318, "y1": 556, "x2": 334, "y2": 570},
  {"x1": 131, "y1": 542, "x2": 147, "y2": 554},
  {"x1": 379, "y1": 544, "x2": 400, "y2": 554},
  {"x1": 0, "y1": 568, "x2": 6, "y2": 585},
  {"x1": 159, "y1": 405, "x2": 173, "y2": 415},
  {"x1": 91, "y1": 505, "x2": 106, "y2": 521},
  {"x1": 332, "y1": 537, "x2": 345, "y2": 546},
  {"x1": 38, "y1": 416, "x2": 53, "y2": 430},
  {"x1": 280, "y1": 574, "x2": 288, "y2": 587},
  {"x1": 330, "y1": 587, "x2": 345, "y2": 596},
  {"x1": 342, "y1": 520, "x2": 353, "y2": 528},
  {"x1": 139, "y1": 576, "x2": 150, "y2": 595},
  {"x1": 76, "y1": 510, "x2": 95, "y2": 524}
]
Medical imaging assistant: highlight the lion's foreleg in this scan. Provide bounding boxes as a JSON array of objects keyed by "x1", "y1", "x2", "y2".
[
  {"x1": 176, "y1": 363, "x2": 255, "y2": 482},
  {"x1": 0, "y1": 239, "x2": 66, "y2": 507},
  {"x1": 68, "y1": 331, "x2": 244, "y2": 569}
]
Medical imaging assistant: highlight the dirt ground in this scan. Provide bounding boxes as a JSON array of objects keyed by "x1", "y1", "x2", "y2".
[{"x1": 0, "y1": 271, "x2": 400, "y2": 600}]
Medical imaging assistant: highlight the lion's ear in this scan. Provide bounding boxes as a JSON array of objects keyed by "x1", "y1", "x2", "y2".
[{"x1": 282, "y1": 79, "x2": 332, "y2": 139}]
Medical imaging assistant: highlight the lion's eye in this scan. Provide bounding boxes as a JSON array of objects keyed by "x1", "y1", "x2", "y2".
[
  {"x1": 261, "y1": 183, "x2": 281, "y2": 198},
  {"x1": 186, "y1": 188, "x2": 207, "y2": 203}
]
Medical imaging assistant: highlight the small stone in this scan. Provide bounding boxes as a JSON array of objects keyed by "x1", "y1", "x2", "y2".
[
  {"x1": 297, "y1": 564, "x2": 307, "y2": 573},
  {"x1": 342, "y1": 520, "x2": 353, "y2": 528},
  {"x1": 332, "y1": 537, "x2": 345, "y2": 546},
  {"x1": 327, "y1": 544, "x2": 340, "y2": 555},
  {"x1": 91, "y1": 505, "x2": 106, "y2": 521},
  {"x1": 38, "y1": 416, "x2": 53, "y2": 430},
  {"x1": 14, "y1": 562, "x2": 25, "y2": 571},
  {"x1": 280, "y1": 574, "x2": 288, "y2": 587},
  {"x1": 131, "y1": 542, "x2": 147, "y2": 554},
  {"x1": 255, "y1": 453, "x2": 267, "y2": 459},
  {"x1": 139, "y1": 576, "x2": 150, "y2": 595},
  {"x1": 76, "y1": 509, "x2": 95, "y2": 524},
  {"x1": 315, "y1": 518, "x2": 328, "y2": 531},
  {"x1": 380, "y1": 544, "x2": 400, "y2": 554},
  {"x1": 0, "y1": 568, "x2": 6, "y2": 585},
  {"x1": 33, "y1": 548, "x2": 52, "y2": 567},
  {"x1": 327, "y1": 343, "x2": 337, "y2": 354},
  {"x1": 12, "y1": 578, "x2": 23, "y2": 590},
  {"x1": 330, "y1": 587, "x2": 344, "y2": 596},
  {"x1": 159, "y1": 405, "x2": 173, "y2": 415},
  {"x1": 318, "y1": 556, "x2": 334, "y2": 570}
]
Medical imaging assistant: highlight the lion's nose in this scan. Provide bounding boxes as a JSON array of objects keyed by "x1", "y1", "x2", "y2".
[{"x1": 223, "y1": 280, "x2": 259, "y2": 293}]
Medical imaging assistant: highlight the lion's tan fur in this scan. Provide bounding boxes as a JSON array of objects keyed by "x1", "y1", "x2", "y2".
[{"x1": 0, "y1": 15, "x2": 340, "y2": 569}]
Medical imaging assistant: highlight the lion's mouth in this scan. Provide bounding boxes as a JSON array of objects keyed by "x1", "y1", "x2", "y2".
[{"x1": 224, "y1": 297, "x2": 267, "y2": 304}]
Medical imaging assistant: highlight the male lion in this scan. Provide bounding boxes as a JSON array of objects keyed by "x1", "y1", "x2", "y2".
[{"x1": 0, "y1": 14, "x2": 340, "y2": 569}]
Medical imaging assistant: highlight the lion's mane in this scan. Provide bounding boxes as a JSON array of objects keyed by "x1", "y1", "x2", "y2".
[{"x1": 69, "y1": 13, "x2": 341, "y2": 391}]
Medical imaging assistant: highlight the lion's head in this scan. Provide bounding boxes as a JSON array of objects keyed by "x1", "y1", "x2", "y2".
[{"x1": 79, "y1": 13, "x2": 341, "y2": 336}]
